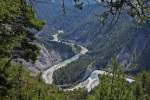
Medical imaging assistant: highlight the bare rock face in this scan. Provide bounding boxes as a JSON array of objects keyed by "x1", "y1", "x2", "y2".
[
  {"x1": 17, "y1": 44, "x2": 62, "y2": 75},
  {"x1": 35, "y1": 44, "x2": 62, "y2": 70}
]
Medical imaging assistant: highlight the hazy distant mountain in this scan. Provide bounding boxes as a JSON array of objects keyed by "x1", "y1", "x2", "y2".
[
  {"x1": 33, "y1": 0, "x2": 97, "y2": 19},
  {"x1": 49, "y1": 0, "x2": 96, "y2": 5},
  {"x1": 34, "y1": 0, "x2": 150, "y2": 73}
]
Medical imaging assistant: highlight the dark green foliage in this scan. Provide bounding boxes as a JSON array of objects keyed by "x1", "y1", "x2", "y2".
[
  {"x1": 134, "y1": 71, "x2": 150, "y2": 100},
  {"x1": 25, "y1": 5, "x2": 45, "y2": 30},
  {"x1": 0, "y1": 0, "x2": 88, "y2": 99},
  {"x1": 88, "y1": 59, "x2": 135, "y2": 100},
  {"x1": 0, "y1": 59, "x2": 87, "y2": 100},
  {"x1": 41, "y1": 40, "x2": 76, "y2": 60},
  {"x1": 53, "y1": 55, "x2": 93, "y2": 85},
  {"x1": 88, "y1": 59, "x2": 150, "y2": 100},
  {"x1": 13, "y1": 35, "x2": 40, "y2": 62},
  {"x1": 0, "y1": 0, "x2": 42, "y2": 61},
  {"x1": 48, "y1": 41, "x2": 75, "y2": 60}
]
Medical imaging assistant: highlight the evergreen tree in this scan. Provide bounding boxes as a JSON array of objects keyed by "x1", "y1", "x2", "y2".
[{"x1": 88, "y1": 59, "x2": 135, "y2": 100}]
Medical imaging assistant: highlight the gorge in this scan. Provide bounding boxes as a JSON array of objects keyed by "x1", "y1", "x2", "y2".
[
  {"x1": 30, "y1": 0, "x2": 149, "y2": 92},
  {"x1": 41, "y1": 32, "x2": 135, "y2": 92},
  {"x1": 1, "y1": 0, "x2": 150, "y2": 99}
]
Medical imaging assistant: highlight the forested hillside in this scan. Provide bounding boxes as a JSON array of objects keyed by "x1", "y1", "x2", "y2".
[
  {"x1": 0, "y1": 0, "x2": 87, "y2": 99},
  {"x1": 87, "y1": 60, "x2": 150, "y2": 100}
]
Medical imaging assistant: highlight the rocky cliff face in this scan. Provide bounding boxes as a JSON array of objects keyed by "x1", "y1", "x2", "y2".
[
  {"x1": 15, "y1": 43, "x2": 62, "y2": 75},
  {"x1": 31, "y1": 44, "x2": 62, "y2": 70}
]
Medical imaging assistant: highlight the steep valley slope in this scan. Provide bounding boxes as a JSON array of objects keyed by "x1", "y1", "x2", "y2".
[{"x1": 32, "y1": 0, "x2": 150, "y2": 85}]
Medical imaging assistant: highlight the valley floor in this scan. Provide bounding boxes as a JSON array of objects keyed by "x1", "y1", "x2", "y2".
[{"x1": 42, "y1": 34, "x2": 135, "y2": 92}]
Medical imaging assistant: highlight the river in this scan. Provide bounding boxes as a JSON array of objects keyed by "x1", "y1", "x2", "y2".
[
  {"x1": 42, "y1": 34, "x2": 88, "y2": 85},
  {"x1": 42, "y1": 34, "x2": 135, "y2": 92}
]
